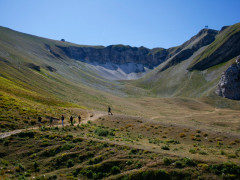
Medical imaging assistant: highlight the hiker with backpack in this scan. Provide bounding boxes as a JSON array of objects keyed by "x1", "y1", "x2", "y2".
[
  {"x1": 78, "y1": 115, "x2": 81, "y2": 124},
  {"x1": 61, "y1": 115, "x2": 64, "y2": 127},
  {"x1": 70, "y1": 116, "x2": 74, "y2": 126},
  {"x1": 49, "y1": 117, "x2": 53, "y2": 127},
  {"x1": 108, "y1": 106, "x2": 113, "y2": 115},
  {"x1": 38, "y1": 116, "x2": 42, "y2": 128}
]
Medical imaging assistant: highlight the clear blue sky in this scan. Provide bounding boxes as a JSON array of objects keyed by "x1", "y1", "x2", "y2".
[{"x1": 0, "y1": 0, "x2": 239, "y2": 49}]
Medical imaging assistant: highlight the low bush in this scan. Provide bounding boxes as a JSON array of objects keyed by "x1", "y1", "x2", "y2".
[
  {"x1": 18, "y1": 131, "x2": 35, "y2": 138},
  {"x1": 16, "y1": 163, "x2": 25, "y2": 172},
  {"x1": 161, "y1": 145, "x2": 170, "y2": 150},
  {"x1": 179, "y1": 133, "x2": 186, "y2": 138},
  {"x1": 189, "y1": 149, "x2": 197, "y2": 154},
  {"x1": 163, "y1": 157, "x2": 172, "y2": 165},
  {"x1": 47, "y1": 175, "x2": 57, "y2": 180},
  {"x1": 89, "y1": 156, "x2": 103, "y2": 165},
  {"x1": 111, "y1": 166, "x2": 120, "y2": 174},
  {"x1": 61, "y1": 143, "x2": 75, "y2": 151},
  {"x1": 182, "y1": 157, "x2": 196, "y2": 167},
  {"x1": 67, "y1": 159, "x2": 74, "y2": 168},
  {"x1": 94, "y1": 127, "x2": 114, "y2": 137},
  {"x1": 209, "y1": 162, "x2": 240, "y2": 176},
  {"x1": 125, "y1": 169, "x2": 169, "y2": 180},
  {"x1": 175, "y1": 161, "x2": 184, "y2": 168},
  {"x1": 199, "y1": 151, "x2": 208, "y2": 155},
  {"x1": 166, "y1": 140, "x2": 180, "y2": 144}
]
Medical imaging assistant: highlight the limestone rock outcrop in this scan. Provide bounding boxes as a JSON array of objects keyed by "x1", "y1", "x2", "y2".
[
  {"x1": 56, "y1": 45, "x2": 168, "y2": 69},
  {"x1": 216, "y1": 56, "x2": 240, "y2": 100}
]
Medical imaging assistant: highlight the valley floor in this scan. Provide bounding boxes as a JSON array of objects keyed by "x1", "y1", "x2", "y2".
[{"x1": 0, "y1": 100, "x2": 240, "y2": 179}]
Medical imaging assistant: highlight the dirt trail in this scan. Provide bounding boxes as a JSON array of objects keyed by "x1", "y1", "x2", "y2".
[{"x1": 0, "y1": 111, "x2": 106, "y2": 139}]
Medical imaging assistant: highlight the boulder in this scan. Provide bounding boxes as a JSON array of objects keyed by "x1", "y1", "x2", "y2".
[{"x1": 216, "y1": 56, "x2": 240, "y2": 100}]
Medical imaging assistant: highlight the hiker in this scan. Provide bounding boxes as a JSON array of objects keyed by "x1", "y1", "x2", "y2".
[
  {"x1": 70, "y1": 116, "x2": 73, "y2": 126},
  {"x1": 78, "y1": 115, "x2": 81, "y2": 124},
  {"x1": 49, "y1": 117, "x2": 53, "y2": 127},
  {"x1": 38, "y1": 116, "x2": 42, "y2": 128},
  {"x1": 61, "y1": 115, "x2": 64, "y2": 127},
  {"x1": 108, "y1": 106, "x2": 113, "y2": 115}
]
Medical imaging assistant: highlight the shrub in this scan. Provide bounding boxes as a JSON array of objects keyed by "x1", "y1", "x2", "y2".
[
  {"x1": 3, "y1": 140, "x2": 9, "y2": 146},
  {"x1": 227, "y1": 154, "x2": 237, "y2": 159},
  {"x1": 30, "y1": 120, "x2": 36, "y2": 125},
  {"x1": 163, "y1": 157, "x2": 172, "y2": 165},
  {"x1": 197, "y1": 163, "x2": 209, "y2": 170},
  {"x1": 16, "y1": 164, "x2": 25, "y2": 172},
  {"x1": 43, "y1": 147, "x2": 61, "y2": 157},
  {"x1": 161, "y1": 145, "x2": 170, "y2": 150},
  {"x1": 175, "y1": 161, "x2": 184, "y2": 168},
  {"x1": 199, "y1": 151, "x2": 208, "y2": 155},
  {"x1": 111, "y1": 166, "x2": 121, "y2": 174},
  {"x1": 34, "y1": 161, "x2": 40, "y2": 172},
  {"x1": 47, "y1": 175, "x2": 57, "y2": 180},
  {"x1": 0, "y1": 159, "x2": 9, "y2": 166},
  {"x1": 67, "y1": 159, "x2": 74, "y2": 168},
  {"x1": 136, "y1": 162, "x2": 142, "y2": 168},
  {"x1": 166, "y1": 140, "x2": 180, "y2": 144},
  {"x1": 209, "y1": 162, "x2": 240, "y2": 176},
  {"x1": 229, "y1": 141, "x2": 236, "y2": 145},
  {"x1": 127, "y1": 160, "x2": 133, "y2": 165},
  {"x1": 182, "y1": 157, "x2": 196, "y2": 167},
  {"x1": 126, "y1": 169, "x2": 169, "y2": 180},
  {"x1": 130, "y1": 149, "x2": 139, "y2": 154},
  {"x1": 220, "y1": 150, "x2": 225, "y2": 155},
  {"x1": 94, "y1": 127, "x2": 109, "y2": 137},
  {"x1": 179, "y1": 133, "x2": 186, "y2": 138},
  {"x1": 189, "y1": 149, "x2": 197, "y2": 154},
  {"x1": 61, "y1": 143, "x2": 75, "y2": 151},
  {"x1": 88, "y1": 156, "x2": 103, "y2": 165},
  {"x1": 18, "y1": 131, "x2": 35, "y2": 138}
]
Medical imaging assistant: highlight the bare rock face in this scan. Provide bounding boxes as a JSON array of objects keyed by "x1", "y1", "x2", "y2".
[
  {"x1": 216, "y1": 56, "x2": 240, "y2": 100},
  {"x1": 56, "y1": 45, "x2": 168, "y2": 69}
]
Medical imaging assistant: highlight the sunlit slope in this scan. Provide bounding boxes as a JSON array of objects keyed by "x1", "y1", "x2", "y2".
[
  {"x1": 135, "y1": 23, "x2": 240, "y2": 101},
  {"x1": 188, "y1": 23, "x2": 240, "y2": 70},
  {"x1": 0, "y1": 26, "x2": 138, "y2": 102},
  {"x1": 0, "y1": 26, "x2": 136, "y2": 131}
]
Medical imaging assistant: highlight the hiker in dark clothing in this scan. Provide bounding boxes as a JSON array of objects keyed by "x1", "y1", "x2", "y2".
[
  {"x1": 38, "y1": 116, "x2": 42, "y2": 128},
  {"x1": 108, "y1": 106, "x2": 113, "y2": 115},
  {"x1": 70, "y1": 116, "x2": 73, "y2": 126},
  {"x1": 49, "y1": 117, "x2": 53, "y2": 127},
  {"x1": 61, "y1": 115, "x2": 64, "y2": 127},
  {"x1": 78, "y1": 115, "x2": 81, "y2": 124}
]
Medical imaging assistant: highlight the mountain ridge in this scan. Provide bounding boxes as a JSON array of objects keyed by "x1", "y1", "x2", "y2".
[{"x1": 0, "y1": 23, "x2": 239, "y2": 100}]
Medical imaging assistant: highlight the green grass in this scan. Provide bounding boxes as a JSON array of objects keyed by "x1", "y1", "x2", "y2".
[{"x1": 188, "y1": 22, "x2": 240, "y2": 70}]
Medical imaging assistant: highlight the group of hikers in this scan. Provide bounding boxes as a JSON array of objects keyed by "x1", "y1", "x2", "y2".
[
  {"x1": 60, "y1": 115, "x2": 82, "y2": 127},
  {"x1": 37, "y1": 106, "x2": 113, "y2": 128},
  {"x1": 38, "y1": 115, "x2": 82, "y2": 128}
]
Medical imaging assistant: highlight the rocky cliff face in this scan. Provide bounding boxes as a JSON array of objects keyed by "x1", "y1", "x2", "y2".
[
  {"x1": 216, "y1": 56, "x2": 240, "y2": 100},
  {"x1": 54, "y1": 29, "x2": 217, "y2": 73},
  {"x1": 56, "y1": 45, "x2": 169, "y2": 69}
]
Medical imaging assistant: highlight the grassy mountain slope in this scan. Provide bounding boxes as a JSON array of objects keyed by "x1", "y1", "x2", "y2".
[
  {"x1": 134, "y1": 23, "x2": 240, "y2": 108},
  {"x1": 0, "y1": 26, "x2": 142, "y2": 131},
  {"x1": 188, "y1": 23, "x2": 240, "y2": 70},
  {"x1": 1, "y1": 25, "x2": 240, "y2": 179}
]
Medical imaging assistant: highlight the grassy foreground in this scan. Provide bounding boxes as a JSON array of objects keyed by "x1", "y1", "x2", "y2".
[{"x1": 1, "y1": 107, "x2": 240, "y2": 179}]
